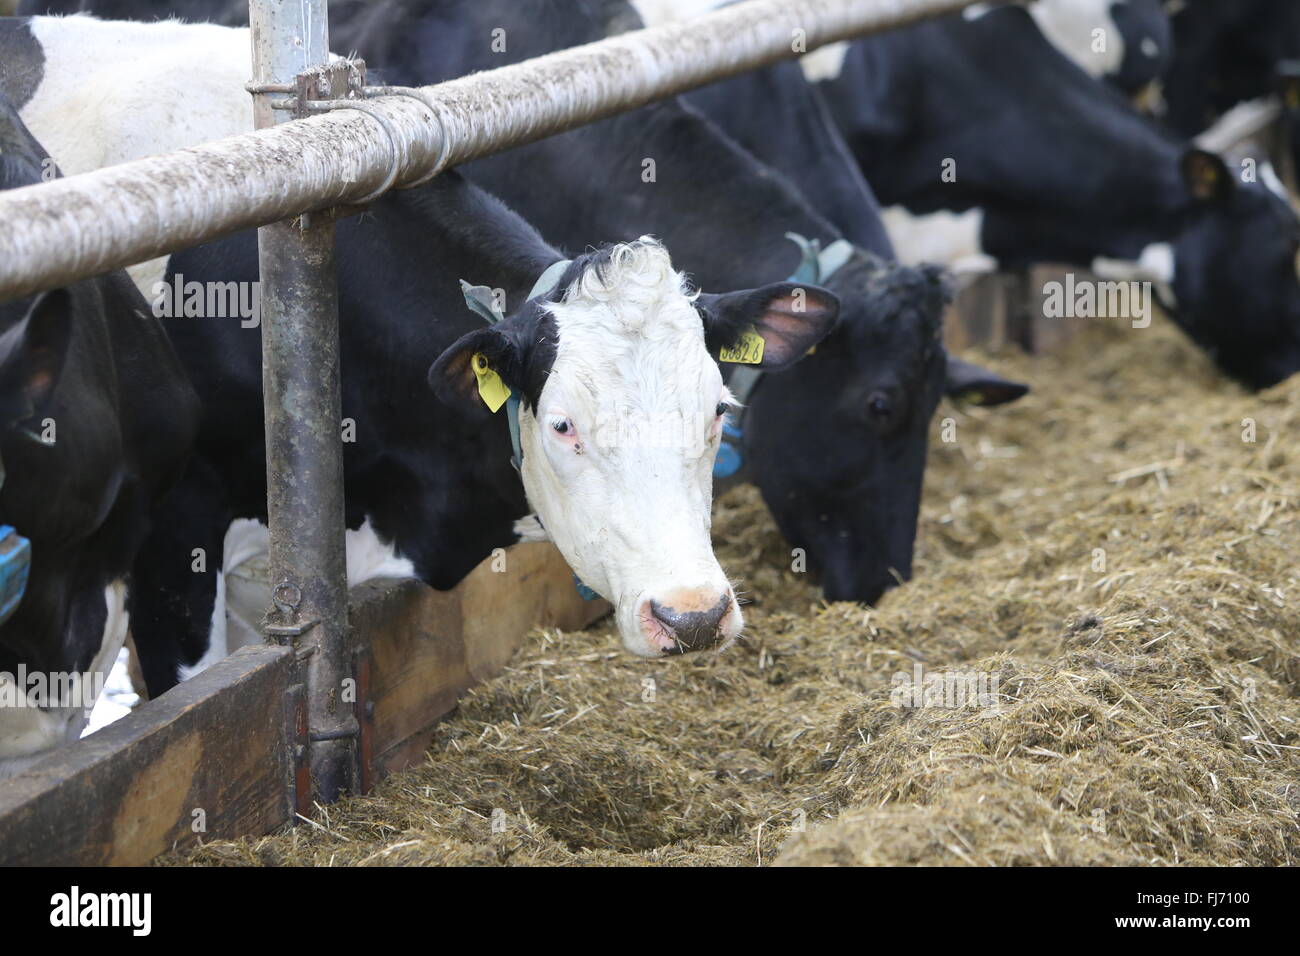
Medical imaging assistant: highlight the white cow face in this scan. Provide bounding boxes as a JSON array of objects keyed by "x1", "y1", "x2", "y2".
[{"x1": 431, "y1": 238, "x2": 838, "y2": 657}]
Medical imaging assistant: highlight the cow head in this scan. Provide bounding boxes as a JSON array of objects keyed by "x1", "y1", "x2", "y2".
[
  {"x1": 431, "y1": 238, "x2": 837, "y2": 656},
  {"x1": 1163, "y1": 151, "x2": 1300, "y2": 389},
  {"x1": 739, "y1": 251, "x2": 1026, "y2": 604}
]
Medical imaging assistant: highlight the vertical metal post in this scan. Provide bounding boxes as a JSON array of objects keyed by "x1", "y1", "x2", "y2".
[{"x1": 249, "y1": 0, "x2": 356, "y2": 803}]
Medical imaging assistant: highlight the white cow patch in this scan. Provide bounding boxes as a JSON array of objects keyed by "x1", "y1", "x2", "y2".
[
  {"x1": 1030, "y1": 0, "x2": 1127, "y2": 80},
  {"x1": 627, "y1": 0, "x2": 851, "y2": 82},
  {"x1": 22, "y1": 15, "x2": 273, "y2": 293},
  {"x1": 82, "y1": 646, "x2": 140, "y2": 736},
  {"x1": 182, "y1": 517, "x2": 419, "y2": 681},
  {"x1": 0, "y1": 581, "x2": 129, "y2": 777},
  {"x1": 627, "y1": 0, "x2": 721, "y2": 26},
  {"x1": 800, "y1": 41, "x2": 850, "y2": 83},
  {"x1": 1092, "y1": 242, "x2": 1176, "y2": 307},
  {"x1": 882, "y1": 205, "x2": 997, "y2": 275}
]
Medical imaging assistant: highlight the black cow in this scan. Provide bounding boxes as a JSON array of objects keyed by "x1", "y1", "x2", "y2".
[
  {"x1": 0, "y1": 98, "x2": 199, "y2": 773},
  {"x1": 331, "y1": 0, "x2": 1027, "y2": 605},
  {"x1": 816, "y1": 2, "x2": 1300, "y2": 388}
]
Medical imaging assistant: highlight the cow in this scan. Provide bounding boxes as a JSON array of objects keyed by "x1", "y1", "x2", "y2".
[
  {"x1": 328, "y1": 0, "x2": 1027, "y2": 608},
  {"x1": 15, "y1": 0, "x2": 245, "y2": 22},
  {"x1": 1159, "y1": 0, "x2": 1300, "y2": 185},
  {"x1": 3, "y1": 14, "x2": 840, "y2": 692},
  {"x1": 1161, "y1": 0, "x2": 1300, "y2": 139},
  {"x1": 803, "y1": 2, "x2": 1300, "y2": 389},
  {"x1": 0, "y1": 96, "x2": 200, "y2": 774}
]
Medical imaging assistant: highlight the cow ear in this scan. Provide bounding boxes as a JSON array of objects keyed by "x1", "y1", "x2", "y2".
[
  {"x1": 0, "y1": 289, "x2": 73, "y2": 428},
  {"x1": 428, "y1": 325, "x2": 525, "y2": 416},
  {"x1": 944, "y1": 356, "x2": 1029, "y2": 406},
  {"x1": 1181, "y1": 148, "x2": 1232, "y2": 202},
  {"x1": 698, "y1": 281, "x2": 839, "y2": 370}
]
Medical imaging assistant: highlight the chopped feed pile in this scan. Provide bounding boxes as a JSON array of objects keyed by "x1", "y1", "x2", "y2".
[{"x1": 170, "y1": 317, "x2": 1299, "y2": 866}]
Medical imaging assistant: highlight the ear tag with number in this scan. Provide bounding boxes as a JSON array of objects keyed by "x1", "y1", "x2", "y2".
[
  {"x1": 718, "y1": 328, "x2": 765, "y2": 365},
  {"x1": 472, "y1": 352, "x2": 511, "y2": 412}
]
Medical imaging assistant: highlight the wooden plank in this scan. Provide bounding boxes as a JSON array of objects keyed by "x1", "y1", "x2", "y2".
[
  {"x1": 944, "y1": 272, "x2": 1015, "y2": 353},
  {"x1": 0, "y1": 644, "x2": 293, "y2": 866},
  {"x1": 352, "y1": 542, "x2": 610, "y2": 781}
]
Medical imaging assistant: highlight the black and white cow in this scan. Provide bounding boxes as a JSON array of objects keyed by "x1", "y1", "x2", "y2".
[
  {"x1": 15, "y1": 0, "x2": 245, "y2": 21},
  {"x1": 3, "y1": 15, "x2": 838, "y2": 691},
  {"x1": 805, "y1": 2, "x2": 1300, "y2": 389},
  {"x1": 1023, "y1": 0, "x2": 1171, "y2": 98},
  {"x1": 330, "y1": 0, "x2": 1026, "y2": 606},
  {"x1": 1161, "y1": 0, "x2": 1300, "y2": 139},
  {"x1": 1160, "y1": 0, "x2": 1300, "y2": 185},
  {"x1": 0, "y1": 96, "x2": 200, "y2": 773}
]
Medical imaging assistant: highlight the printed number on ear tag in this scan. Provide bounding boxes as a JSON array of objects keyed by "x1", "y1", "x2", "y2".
[
  {"x1": 472, "y1": 352, "x2": 511, "y2": 412},
  {"x1": 718, "y1": 329, "x2": 765, "y2": 365}
]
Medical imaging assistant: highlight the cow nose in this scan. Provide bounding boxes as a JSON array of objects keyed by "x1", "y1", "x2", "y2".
[{"x1": 650, "y1": 593, "x2": 732, "y2": 653}]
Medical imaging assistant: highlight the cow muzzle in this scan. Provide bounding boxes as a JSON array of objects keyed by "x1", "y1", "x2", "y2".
[{"x1": 637, "y1": 588, "x2": 739, "y2": 655}]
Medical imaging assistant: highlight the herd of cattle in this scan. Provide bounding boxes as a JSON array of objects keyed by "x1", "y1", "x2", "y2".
[{"x1": 0, "y1": 0, "x2": 1298, "y2": 775}]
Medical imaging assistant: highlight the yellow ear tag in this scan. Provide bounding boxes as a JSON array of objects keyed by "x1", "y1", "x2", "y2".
[
  {"x1": 718, "y1": 328, "x2": 765, "y2": 365},
  {"x1": 472, "y1": 352, "x2": 511, "y2": 413}
]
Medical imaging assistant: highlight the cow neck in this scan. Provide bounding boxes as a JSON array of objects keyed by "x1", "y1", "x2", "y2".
[{"x1": 714, "y1": 234, "x2": 853, "y2": 480}]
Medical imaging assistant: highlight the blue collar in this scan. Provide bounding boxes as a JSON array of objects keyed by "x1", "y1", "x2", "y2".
[
  {"x1": 460, "y1": 259, "x2": 572, "y2": 471},
  {"x1": 0, "y1": 524, "x2": 31, "y2": 626},
  {"x1": 0, "y1": 455, "x2": 31, "y2": 625},
  {"x1": 714, "y1": 234, "x2": 853, "y2": 479}
]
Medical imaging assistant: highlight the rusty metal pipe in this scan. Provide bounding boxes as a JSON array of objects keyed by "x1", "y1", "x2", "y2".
[{"x1": 250, "y1": 0, "x2": 356, "y2": 803}]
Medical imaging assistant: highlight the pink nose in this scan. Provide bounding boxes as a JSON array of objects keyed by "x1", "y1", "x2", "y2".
[{"x1": 640, "y1": 590, "x2": 733, "y2": 654}]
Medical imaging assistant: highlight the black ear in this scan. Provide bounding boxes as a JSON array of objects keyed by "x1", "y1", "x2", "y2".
[
  {"x1": 944, "y1": 356, "x2": 1029, "y2": 406},
  {"x1": 697, "y1": 281, "x2": 839, "y2": 370},
  {"x1": 1181, "y1": 148, "x2": 1232, "y2": 203},
  {"x1": 1275, "y1": 59, "x2": 1300, "y2": 111},
  {"x1": 427, "y1": 324, "x2": 526, "y2": 417},
  {"x1": 0, "y1": 289, "x2": 74, "y2": 428}
]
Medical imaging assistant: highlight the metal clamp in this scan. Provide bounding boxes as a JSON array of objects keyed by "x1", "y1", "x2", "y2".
[
  {"x1": 264, "y1": 579, "x2": 321, "y2": 641},
  {"x1": 247, "y1": 60, "x2": 452, "y2": 205},
  {"x1": 361, "y1": 86, "x2": 453, "y2": 189}
]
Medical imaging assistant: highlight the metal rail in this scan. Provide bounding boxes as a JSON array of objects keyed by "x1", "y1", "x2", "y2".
[{"x1": 0, "y1": 0, "x2": 976, "y2": 301}]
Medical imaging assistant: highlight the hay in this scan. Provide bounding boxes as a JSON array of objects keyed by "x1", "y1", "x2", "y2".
[{"x1": 166, "y1": 317, "x2": 1299, "y2": 866}]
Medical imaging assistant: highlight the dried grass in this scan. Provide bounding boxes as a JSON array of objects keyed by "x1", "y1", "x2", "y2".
[{"x1": 167, "y1": 317, "x2": 1299, "y2": 866}]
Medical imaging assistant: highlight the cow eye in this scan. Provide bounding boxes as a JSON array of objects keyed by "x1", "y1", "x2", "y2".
[
  {"x1": 867, "y1": 392, "x2": 892, "y2": 421},
  {"x1": 715, "y1": 402, "x2": 730, "y2": 418},
  {"x1": 552, "y1": 417, "x2": 573, "y2": 435}
]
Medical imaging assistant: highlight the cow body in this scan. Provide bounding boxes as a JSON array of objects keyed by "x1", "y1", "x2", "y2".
[{"x1": 0, "y1": 97, "x2": 199, "y2": 773}]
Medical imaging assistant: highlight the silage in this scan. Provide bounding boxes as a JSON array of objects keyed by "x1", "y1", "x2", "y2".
[{"x1": 169, "y1": 317, "x2": 1299, "y2": 866}]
